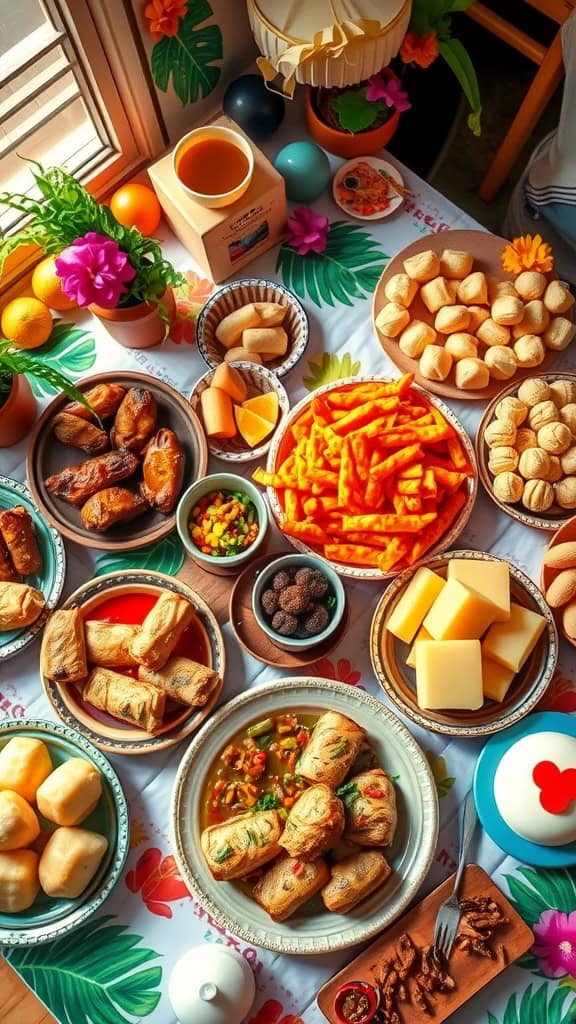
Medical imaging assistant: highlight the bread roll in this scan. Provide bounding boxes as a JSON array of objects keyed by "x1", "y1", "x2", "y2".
[
  {"x1": 556, "y1": 478, "x2": 576, "y2": 509},
  {"x1": 419, "y1": 345, "x2": 452, "y2": 381},
  {"x1": 0, "y1": 737, "x2": 52, "y2": 803},
  {"x1": 467, "y1": 305, "x2": 490, "y2": 332},
  {"x1": 484, "y1": 419, "x2": 517, "y2": 448},
  {"x1": 513, "y1": 335, "x2": 545, "y2": 367},
  {"x1": 253, "y1": 301, "x2": 287, "y2": 326},
  {"x1": 403, "y1": 249, "x2": 440, "y2": 282},
  {"x1": 544, "y1": 455, "x2": 563, "y2": 482},
  {"x1": 0, "y1": 849, "x2": 39, "y2": 912},
  {"x1": 0, "y1": 582, "x2": 45, "y2": 630},
  {"x1": 383, "y1": 273, "x2": 418, "y2": 308},
  {"x1": 515, "y1": 428, "x2": 538, "y2": 453},
  {"x1": 518, "y1": 447, "x2": 550, "y2": 480},
  {"x1": 0, "y1": 790, "x2": 40, "y2": 850},
  {"x1": 491, "y1": 295, "x2": 524, "y2": 326},
  {"x1": 523, "y1": 479, "x2": 554, "y2": 512},
  {"x1": 439, "y1": 249, "x2": 473, "y2": 279},
  {"x1": 435, "y1": 305, "x2": 470, "y2": 334},
  {"x1": 40, "y1": 607, "x2": 87, "y2": 684},
  {"x1": 215, "y1": 304, "x2": 261, "y2": 348},
  {"x1": 512, "y1": 300, "x2": 549, "y2": 337},
  {"x1": 543, "y1": 316, "x2": 576, "y2": 351},
  {"x1": 39, "y1": 827, "x2": 108, "y2": 899},
  {"x1": 375, "y1": 302, "x2": 410, "y2": 337},
  {"x1": 560, "y1": 403, "x2": 576, "y2": 433},
  {"x1": 488, "y1": 446, "x2": 518, "y2": 474},
  {"x1": 476, "y1": 318, "x2": 510, "y2": 347},
  {"x1": 242, "y1": 327, "x2": 288, "y2": 357},
  {"x1": 549, "y1": 380, "x2": 576, "y2": 407},
  {"x1": 487, "y1": 277, "x2": 518, "y2": 303},
  {"x1": 495, "y1": 396, "x2": 528, "y2": 425},
  {"x1": 420, "y1": 277, "x2": 455, "y2": 314},
  {"x1": 398, "y1": 321, "x2": 436, "y2": 358},
  {"x1": 543, "y1": 281, "x2": 574, "y2": 315},
  {"x1": 493, "y1": 472, "x2": 523, "y2": 503},
  {"x1": 457, "y1": 271, "x2": 488, "y2": 305},
  {"x1": 224, "y1": 348, "x2": 262, "y2": 364},
  {"x1": 561, "y1": 447, "x2": 576, "y2": 474},
  {"x1": 36, "y1": 758, "x2": 102, "y2": 827},
  {"x1": 514, "y1": 271, "x2": 547, "y2": 301},
  {"x1": 484, "y1": 346, "x2": 517, "y2": 380},
  {"x1": 444, "y1": 333, "x2": 477, "y2": 361},
  {"x1": 537, "y1": 422, "x2": 572, "y2": 455},
  {"x1": 455, "y1": 357, "x2": 490, "y2": 390},
  {"x1": 517, "y1": 378, "x2": 551, "y2": 406}
]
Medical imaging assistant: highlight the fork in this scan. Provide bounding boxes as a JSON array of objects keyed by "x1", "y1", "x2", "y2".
[{"x1": 433, "y1": 789, "x2": 478, "y2": 962}]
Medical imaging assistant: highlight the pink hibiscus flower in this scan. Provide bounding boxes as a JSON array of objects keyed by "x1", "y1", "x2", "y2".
[
  {"x1": 533, "y1": 909, "x2": 576, "y2": 978},
  {"x1": 285, "y1": 207, "x2": 329, "y2": 256}
]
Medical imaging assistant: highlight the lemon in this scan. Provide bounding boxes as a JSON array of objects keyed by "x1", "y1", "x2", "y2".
[
  {"x1": 1, "y1": 297, "x2": 53, "y2": 350},
  {"x1": 31, "y1": 257, "x2": 76, "y2": 311}
]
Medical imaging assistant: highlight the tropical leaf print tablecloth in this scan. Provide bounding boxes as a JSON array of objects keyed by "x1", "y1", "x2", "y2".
[{"x1": 2, "y1": 112, "x2": 576, "y2": 1024}]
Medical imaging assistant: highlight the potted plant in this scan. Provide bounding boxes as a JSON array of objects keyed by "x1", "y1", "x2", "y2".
[
  {"x1": 0, "y1": 163, "x2": 184, "y2": 349},
  {"x1": 305, "y1": 67, "x2": 410, "y2": 159}
]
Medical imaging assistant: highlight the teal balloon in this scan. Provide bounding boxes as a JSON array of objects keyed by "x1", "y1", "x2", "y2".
[{"x1": 274, "y1": 142, "x2": 331, "y2": 202}]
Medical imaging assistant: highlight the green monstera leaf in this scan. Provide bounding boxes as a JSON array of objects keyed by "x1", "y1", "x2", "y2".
[
  {"x1": 6, "y1": 914, "x2": 162, "y2": 1023},
  {"x1": 504, "y1": 865, "x2": 576, "y2": 976},
  {"x1": 27, "y1": 322, "x2": 96, "y2": 398},
  {"x1": 303, "y1": 352, "x2": 362, "y2": 391},
  {"x1": 487, "y1": 984, "x2": 575, "y2": 1024},
  {"x1": 425, "y1": 749, "x2": 455, "y2": 798},
  {"x1": 151, "y1": 0, "x2": 222, "y2": 105},
  {"x1": 95, "y1": 531, "x2": 185, "y2": 577},
  {"x1": 277, "y1": 222, "x2": 388, "y2": 308}
]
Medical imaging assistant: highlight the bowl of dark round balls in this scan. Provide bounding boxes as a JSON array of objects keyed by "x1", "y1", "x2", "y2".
[{"x1": 251, "y1": 553, "x2": 346, "y2": 651}]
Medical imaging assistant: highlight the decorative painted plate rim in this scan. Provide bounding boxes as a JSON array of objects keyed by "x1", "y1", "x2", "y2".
[
  {"x1": 332, "y1": 156, "x2": 405, "y2": 221},
  {"x1": 0, "y1": 717, "x2": 129, "y2": 945},
  {"x1": 171, "y1": 677, "x2": 439, "y2": 955},
  {"x1": 265, "y1": 375, "x2": 478, "y2": 580},
  {"x1": 41, "y1": 570, "x2": 225, "y2": 755},
  {"x1": 0, "y1": 475, "x2": 66, "y2": 662},
  {"x1": 370, "y1": 549, "x2": 558, "y2": 737}
]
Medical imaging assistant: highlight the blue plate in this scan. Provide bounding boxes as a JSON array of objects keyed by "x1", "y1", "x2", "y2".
[
  {"x1": 0, "y1": 475, "x2": 65, "y2": 661},
  {"x1": 473, "y1": 711, "x2": 576, "y2": 867}
]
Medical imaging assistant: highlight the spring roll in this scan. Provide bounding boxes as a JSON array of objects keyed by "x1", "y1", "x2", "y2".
[
  {"x1": 0, "y1": 506, "x2": 42, "y2": 575},
  {"x1": 341, "y1": 769, "x2": 397, "y2": 847},
  {"x1": 253, "y1": 856, "x2": 330, "y2": 922},
  {"x1": 296, "y1": 711, "x2": 365, "y2": 788},
  {"x1": 279, "y1": 784, "x2": 345, "y2": 861},
  {"x1": 0, "y1": 536, "x2": 17, "y2": 582},
  {"x1": 81, "y1": 667, "x2": 165, "y2": 732},
  {"x1": 321, "y1": 850, "x2": 392, "y2": 914},
  {"x1": 201, "y1": 810, "x2": 283, "y2": 881},
  {"x1": 84, "y1": 621, "x2": 140, "y2": 668},
  {"x1": 129, "y1": 592, "x2": 195, "y2": 671},
  {"x1": 40, "y1": 608, "x2": 87, "y2": 683},
  {"x1": 0, "y1": 582, "x2": 45, "y2": 631},
  {"x1": 138, "y1": 657, "x2": 220, "y2": 707}
]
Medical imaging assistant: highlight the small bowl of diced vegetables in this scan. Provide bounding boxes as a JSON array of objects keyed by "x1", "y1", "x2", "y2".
[
  {"x1": 252, "y1": 553, "x2": 346, "y2": 651},
  {"x1": 177, "y1": 473, "x2": 269, "y2": 575}
]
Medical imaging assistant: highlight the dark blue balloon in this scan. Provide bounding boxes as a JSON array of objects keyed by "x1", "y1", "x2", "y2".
[{"x1": 223, "y1": 75, "x2": 285, "y2": 142}]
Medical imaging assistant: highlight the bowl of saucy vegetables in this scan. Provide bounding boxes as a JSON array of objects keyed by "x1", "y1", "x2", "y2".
[{"x1": 176, "y1": 473, "x2": 268, "y2": 575}]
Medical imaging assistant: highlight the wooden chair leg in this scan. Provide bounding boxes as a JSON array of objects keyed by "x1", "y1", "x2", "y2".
[{"x1": 479, "y1": 30, "x2": 564, "y2": 203}]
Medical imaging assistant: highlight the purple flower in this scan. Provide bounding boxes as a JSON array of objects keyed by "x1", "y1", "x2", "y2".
[
  {"x1": 285, "y1": 207, "x2": 330, "y2": 256},
  {"x1": 55, "y1": 232, "x2": 136, "y2": 309},
  {"x1": 533, "y1": 909, "x2": 576, "y2": 978},
  {"x1": 366, "y1": 74, "x2": 411, "y2": 112}
]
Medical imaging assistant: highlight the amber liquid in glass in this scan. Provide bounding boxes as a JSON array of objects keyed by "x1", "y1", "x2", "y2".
[{"x1": 176, "y1": 138, "x2": 250, "y2": 195}]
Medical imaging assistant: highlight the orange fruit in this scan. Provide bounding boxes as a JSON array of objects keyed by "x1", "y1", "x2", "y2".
[
  {"x1": 1, "y1": 297, "x2": 53, "y2": 349},
  {"x1": 110, "y1": 183, "x2": 162, "y2": 236},
  {"x1": 31, "y1": 257, "x2": 76, "y2": 311}
]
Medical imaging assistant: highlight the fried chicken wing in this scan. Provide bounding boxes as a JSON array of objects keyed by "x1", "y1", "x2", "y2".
[
  {"x1": 80, "y1": 487, "x2": 148, "y2": 531},
  {"x1": 45, "y1": 451, "x2": 140, "y2": 506},
  {"x1": 140, "y1": 428, "x2": 184, "y2": 514},
  {"x1": 64, "y1": 383, "x2": 126, "y2": 422},
  {"x1": 111, "y1": 388, "x2": 157, "y2": 453},
  {"x1": 0, "y1": 535, "x2": 18, "y2": 582},
  {"x1": 52, "y1": 412, "x2": 109, "y2": 455},
  {"x1": 0, "y1": 506, "x2": 42, "y2": 575}
]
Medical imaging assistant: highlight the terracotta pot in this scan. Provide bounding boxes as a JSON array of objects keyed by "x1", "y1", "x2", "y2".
[
  {"x1": 90, "y1": 288, "x2": 176, "y2": 349},
  {"x1": 305, "y1": 69, "x2": 401, "y2": 159},
  {"x1": 0, "y1": 374, "x2": 37, "y2": 447}
]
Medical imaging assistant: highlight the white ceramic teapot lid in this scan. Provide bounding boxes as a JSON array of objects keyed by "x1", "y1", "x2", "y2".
[{"x1": 169, "y1": 945, "x2": 256, "y2": 1024}]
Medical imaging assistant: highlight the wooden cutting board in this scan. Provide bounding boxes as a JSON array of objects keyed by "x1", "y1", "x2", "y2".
[{"x1": 317, "y1": 864, "x2": 533, "y2": 1024}]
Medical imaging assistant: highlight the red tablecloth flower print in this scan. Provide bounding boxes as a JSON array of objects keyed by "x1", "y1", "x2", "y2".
[{"x1": 126, "y1": 847, "x2": 190, "y2": 918}]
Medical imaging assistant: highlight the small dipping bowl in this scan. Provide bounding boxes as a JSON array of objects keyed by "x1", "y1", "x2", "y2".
[
  {"x1": 172, "y1": 125, "x2": 254, "y2": 209},
  {"x1": 252, "y1": 553, "x2": 346, "y2": 652},
  {"x1": 333, "y1": 981, "x2": 380, "y2": 1024},
  {"x1": 176, "y1": 473, "x2": 269, "y2": 576}
]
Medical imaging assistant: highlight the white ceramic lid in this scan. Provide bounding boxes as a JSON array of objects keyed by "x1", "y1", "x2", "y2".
[
  {"x1": 494, "y1": 731, "x2": 576, "y2": 847},
  {"x1": 253, "y1": 0, "x2": 404, "y2": 38},
  {"x1": 169, "y1": 945, "x2": 256, "y2": 1024}
]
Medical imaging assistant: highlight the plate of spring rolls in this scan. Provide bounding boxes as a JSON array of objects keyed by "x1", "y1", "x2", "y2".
[
  {"x1": 40, "y1": 570, "x2": 225, "y2": 755},
  {"x1": 0, "y1": 475, "x2": 65, "y2": 661},
  {"x1": 172, "y1": 678, "x2": 438, "y2": 954},
  {"x1": 26, "y1": 371, "x2": 208, "y2": 551}
]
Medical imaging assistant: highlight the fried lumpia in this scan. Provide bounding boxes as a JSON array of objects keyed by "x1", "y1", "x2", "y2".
[
  {"x1": 84, "y1": 621, "x2": 140, "y2": 668},
  {"x1": 129, "y1": 592, "x2": 194, "y2": 670},
  {"x1": 279, "y1": 784, "x2": 345, "y2": 860},
  {"x1": 44, "y1": 450, "x2": 140, "y2": 506},
  {"x1": 340, "y1": 769, "x2": 397, "y2": 847},
  {"x1": 52, "y1": 412, "x2": 109, "y2": 455},
  {"x1": 296, "y1": 711, "x2": 365, "y2": 788},
  {"x1": 0, "y1": 506, "x2": 42, "y2": 575},
  {"x1": 0, "y1": 582, "x2": 45, "y2": 630},
  {"x1": 40, "y1": 608, "x2": 87, "y2": 683},
  {"x1": 201, "y1": 809, "x2": 283, "y2": 881},
  {"x1": 81, "y1": 667, "x2": 165, "y2": 732},
  {"x1": 64, "y1": 383, "x2": 126, "y2": 422},
  {"x1": 138, "y1": 657, "x2": 220, "y2": 707},
  {"x1": 0, "y1": 535, "x2": 18, "y2": 582},
  {"x1": 321, "y1": 850, "x2": 392, "y2": 914},
  {"x1": 253, "y1": 856, "x2": 330, "y2": 922},
  {"x1": 111, "y1": 388, "x2": 157, "y2": 453}
]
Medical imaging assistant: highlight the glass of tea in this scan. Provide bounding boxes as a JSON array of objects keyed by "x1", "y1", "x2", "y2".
[{"x1": 172, "y1": 125, "x2": 254, "y2": 209}]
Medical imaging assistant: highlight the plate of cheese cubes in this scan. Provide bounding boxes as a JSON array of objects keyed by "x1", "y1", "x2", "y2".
[
  {"x1": 0, "y1": 718, "x2": 128, "y2": 944},
  {"x1": 370, "y1": 549, "x2": 558, "y2": 737}
]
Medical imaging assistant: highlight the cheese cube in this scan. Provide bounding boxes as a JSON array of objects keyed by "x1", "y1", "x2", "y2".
[
  {"x1": 482, "y1": 656, "x2": 516, "y2": 702},
  {"x1": 415, "y1": 640, "x2": 483, "y2": 710},
  {"x1": 406, "y1": 626, "x2": 432, "y2": 670},
  {"x1": 482, "y1": 601, "x2": 547, "y2": 672},
  {"x1": 447, "y1": 558, "x2": 510, "y2": 622},
  {"x1": 423, "y1": 579, "x2": 500, "y2": 641},
  {"x1": 387, "y1": 568, "x2": 445, "y2": 644}
]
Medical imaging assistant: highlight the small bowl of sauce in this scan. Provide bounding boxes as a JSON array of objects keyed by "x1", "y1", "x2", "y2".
[
  {"x1": 173, "y1": 125, "x2": 254, "y2": 209},
  {"x1": 333, "y1": 981, "x2": 380, "y2": 1024}
]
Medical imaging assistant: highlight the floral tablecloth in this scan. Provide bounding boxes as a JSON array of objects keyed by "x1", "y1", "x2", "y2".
[{"x1": 2, "y1": 109, "x2": 576, "y2": 1024}]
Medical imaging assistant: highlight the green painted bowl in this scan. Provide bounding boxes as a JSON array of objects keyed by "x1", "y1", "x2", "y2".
[{"x1": 0, "y1": 719, "x2": 129, "y2": 945}]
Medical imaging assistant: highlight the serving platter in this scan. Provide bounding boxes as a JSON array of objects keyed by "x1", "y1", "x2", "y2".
[
  {"x1": 41, "y1": 570, "x2": 225, "y2": 755},
  {"x1": 0, "y1": 718, "x2": 129, "y2": 946},
  {"x1": 0, "y1": 475, "x2": 66, "y2": 662},
  {"x1": 26, "y1": 371, "x2": 208, "y2": 552},
  {"x1": 371, "y1": 549, "x2": 558, "y2": 738},
  {"x1": 172, "y1": 678, "x2": 438, "y2": 955}
]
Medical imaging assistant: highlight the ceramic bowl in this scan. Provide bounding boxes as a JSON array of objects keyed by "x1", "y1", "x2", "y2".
[
  {"x1": 251, "y1": 553, "x2": 346, "y2": 651},
  {"x1": 172, "y1": 125, "x2": 254, "y2": 208},
  {"x1": 196, "y1": 279, "x2": 309, "y2": 378},
  {"x1": 540, "y1": 513, "x2": 576, "y2": 648},
  {"x1": 176, "y1": 473, "x2": 269, "y2": 575},
  {"x1": 370, "y1": 549, "x2": 558, "y2": 738}
]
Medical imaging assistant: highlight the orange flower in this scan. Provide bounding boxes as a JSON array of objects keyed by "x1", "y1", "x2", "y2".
[
  {"x1": 501, "y1": 233, "x2": 554, "y2": 274},
  {"x1": 144, "y1": 0, "x2": 187, "y2": 42},
  {"x1": 400, "y1": 32, "x2": 439, "y2": 69}
]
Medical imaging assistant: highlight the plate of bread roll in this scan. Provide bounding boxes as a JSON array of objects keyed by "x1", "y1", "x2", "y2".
[
  {"x1": 0, "y1": 718, "x2": 128, "y2": 945},
  {"x1": 40, "y1": 570, "x2": 225, "y2": 755},
  {"x1": 26, "y1": 371, "x2": 208, "y2": 552},
  {"x1": 0, "y1": 475, "x2": 65, "y2": 661},
  {"x1": 373, "y1": 230, "x2": 574, "y2": 401},
  {"x1": 195, "y1": 278, "x2": 309, "y2": 378}
]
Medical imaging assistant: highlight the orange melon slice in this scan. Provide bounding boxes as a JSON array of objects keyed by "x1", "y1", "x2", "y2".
[
  {"x1": 211, "y1": 363, "x2": 247, "y2": 403},
  {"x1": 241, "y1": 391, "x2": 279, "y2": 425},
  {"x1": 234, "y1": 406, "x2": 275, "y2": 447}
]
